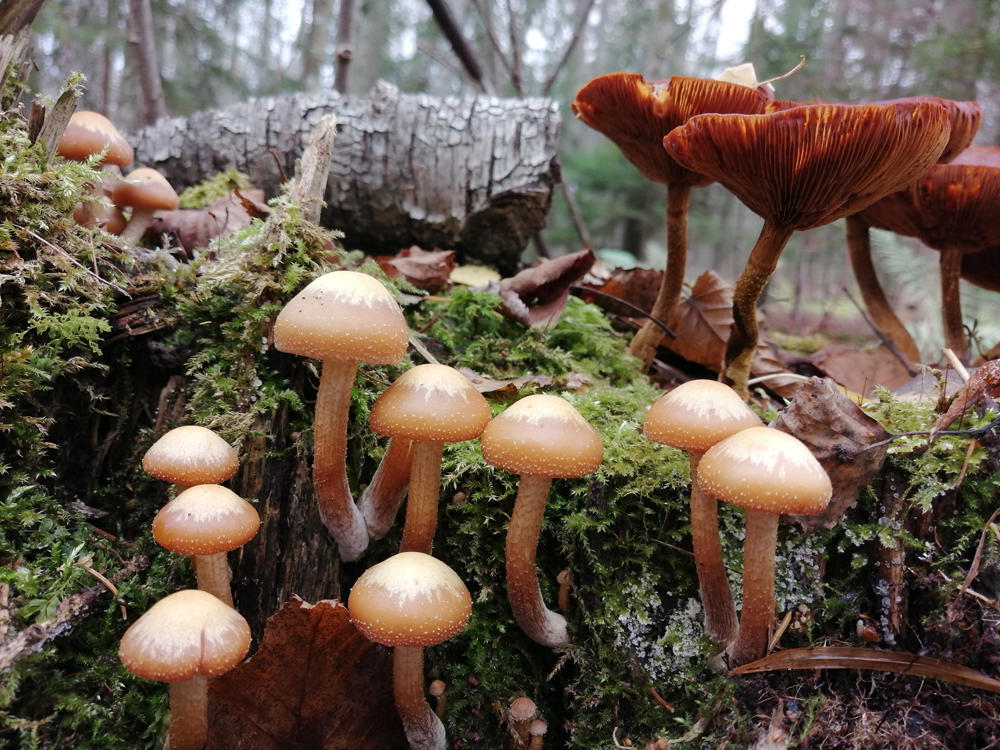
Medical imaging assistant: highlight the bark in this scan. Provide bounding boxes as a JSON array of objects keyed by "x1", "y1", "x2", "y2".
[
  {"x1": 130, "y1": 82, "x2": 560, "y2": 273},
  {"x1": 127, "y1": 0, "x2": 168, "y2": 124}
]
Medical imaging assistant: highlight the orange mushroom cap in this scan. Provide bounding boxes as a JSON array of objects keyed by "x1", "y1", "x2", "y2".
[
  {"x1": 272, "y1": 270, "x2": 409, "y2": 364},
  {"x1": 142, "y1": 425, "x2": 239, "y2": 486},
  {"x1": 348, "y1": 551, "x2": 472, "y2": 648},
  {"x1": 572, "y1": 73, "x2": 769, "y2": 186},
  {"x1": 370, "y1": 364, "x2": 491, "y2": 442},
  {"x1": 118, "y1": 589, "x2": 251, "y2": 683},
  {"x1": 697, "y1": 426, "x2": 832, "y2": 516},
  {"x1": 480, "y1": 394, "x2": 603, "y2": 478},
  {"x1": 111, "y1": 167, "x2": 179, "y2": 211},
  {"x1": 58, "y1": 110, "x2": 134, "y2": 167},
  {"x1": 152, "y1": 484, "x2": 260, "y2": 555},
  {"x1": 662, "y1": 100, "x2": 952, "y2": 231},
  {"x1": 643, "y1": 379, "x2": 761, "y2": 453}
]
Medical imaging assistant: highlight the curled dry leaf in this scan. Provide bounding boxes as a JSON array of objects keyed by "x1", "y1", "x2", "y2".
[
  {"x1": 930, "y1": 359, "x2": 1000, "y2": 436},
  {"x1": 730, "y1": 646, "x2": 1000, "y2": 694},
  {"x1": 498, "y1": 248, "x2": 596, "y2": 327},
  {"x1": 773, "y1": 377, "x2": 889, "y2": 530},
  {"x1": 148, "y1": 189, "x2": 270, "y2": 257},
  {"x1": 456, "y1": 366, "x2": 554, "y2": 394},
  {"x1": 376, "y1": 245, "x2": 457, "y2": 293},
  {"x1": 207, "y1": 597, "x2": 406, "y2": 749}
]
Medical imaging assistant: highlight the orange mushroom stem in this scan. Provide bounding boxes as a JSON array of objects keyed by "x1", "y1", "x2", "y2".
[{"x1": 359, "y1": 436, "x2": 414, "y2": 539}]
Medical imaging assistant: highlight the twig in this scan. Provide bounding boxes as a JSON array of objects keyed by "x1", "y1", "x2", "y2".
[
  {"x1": 0, "y1": 554, "x2": 149, "y2": 673},
  {"x1": 941, "y1": 347, "x2": 971, "y2": 382},
  {"x1": 569, "y1": 284, "x2": 676, "y2": 338},
  {"x1": 842, "y1": 286, "x2": 918, "y2": 376},
  {"x1": 541, "y1": 0, "x2": 596, "y2": 96}
]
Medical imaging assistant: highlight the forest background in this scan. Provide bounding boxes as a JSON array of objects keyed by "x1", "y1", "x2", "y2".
[{"x1": 27, "y1": 0, "x2": 1000, "y2": 354}]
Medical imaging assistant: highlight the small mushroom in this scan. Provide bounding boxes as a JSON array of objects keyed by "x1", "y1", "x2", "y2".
[
  {"x1": 697, "y1": 427, "x2": 832, "y2": 665},
  {"x1": 572, "y1": 73, "x2": 769, "y2": 368},
  {"x1": 480, "y1": 394, "x2": 603, "y2": 647},
  {"x1": 57, "y1": 110, "x2": 134, "y2": 168},
  {"x1": 142, "y1": 424, "x2": 239, "y2": 493},
  {"x1": 643, "y1": 379, "x2": 761, "y2": 651},
  {"x1": 112, "y1": 167, "x2": 180, "y2": 246},
  {"x1": 528, "y1": 719, "x2": 548, "y2": 750},
  {"x1": 152, "y1": 484, "x2": 260, "y2": 606},
  {"x1": 507, "y1": 696, "x2": 538, "y2": 750},
  {"x1": 369, "y1": 363, "x2": 491, "y2": 554},
  {"x1": 428, "y1": 679, "x2": 447, "y2": 718},
  {"x1": 663, "y1": 100, "x2": 952, "y2": 395},
  {"x1": 119, "y1": 589, "x2": 251, "y2": 750},
  {"x1": 273, "y1": 270, "x2": 409, "y2": 560},
  {"x1": 348, "y1": 551, "x2": 472, "y2": 750}
]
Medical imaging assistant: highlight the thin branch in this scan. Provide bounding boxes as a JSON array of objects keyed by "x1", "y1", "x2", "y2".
[
  {"x1": 467, "y1": 0, "x2": 517, "y2": 83},
  {"x1": 332, "y1": 0, "x2": 355, "y2": 93},
  {"x1": 424, "y1": 0, "x2": 492, "y2": 93},
  {"x1": 541, "y1": 0, "x2": 597, "y2": 96},
  {"x1": 504, "y1": 0, "x2": 523, "y2": 95}
]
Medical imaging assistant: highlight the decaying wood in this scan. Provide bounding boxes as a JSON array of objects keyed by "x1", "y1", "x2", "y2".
[{"x1": 130, "y1": 81, "x2": 561, "y2": 272}]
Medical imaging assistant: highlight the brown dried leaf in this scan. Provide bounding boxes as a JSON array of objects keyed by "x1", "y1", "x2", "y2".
[
  {"x1": 498, "y1": 248, "x2": 596, "y2": 326},
  {"x1": 456, "y1": 367, "x2": 554, "y2": 394},
  {"x1": 207, "y1": 597, "x2": 406, "y2": 750},
  {"x1": 730, "y1": 646, "x2": 1000, "y2": 694},
  {"x1": 661, "y1": 270, "x2": 732, "y2": 370},
  {"x1": 376, "y1": 245, "x2": 457, "y2": 293},
  {"x1": 149, "y1": 189, "x2": 268, "y2": 256},
  {"x1": 578, "y1": 267, "x2": 663, "y2": 317},
  {"x1": 774, "y1": 377, "x2": 890, "y2": 530},
  {"x1": 808, "y1": 343, "x2": 917, "y2": 398},
  {"x1": 931, "y1": 359, "x2": 1000, "y2": 435}
]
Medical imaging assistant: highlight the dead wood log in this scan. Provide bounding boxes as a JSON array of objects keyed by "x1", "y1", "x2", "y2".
[{"x1": 131, "y1": 81, "x2": 561, "y2": 272}]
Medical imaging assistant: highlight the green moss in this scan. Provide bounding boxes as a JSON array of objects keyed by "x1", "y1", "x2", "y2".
[{"x1": 176, "y1": 168, "x2": 251, "y2": 209}]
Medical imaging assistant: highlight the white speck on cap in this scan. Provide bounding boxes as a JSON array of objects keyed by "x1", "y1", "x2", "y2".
[{"x1": 152, "y1": 484, "x2": 260, "y2": 555}]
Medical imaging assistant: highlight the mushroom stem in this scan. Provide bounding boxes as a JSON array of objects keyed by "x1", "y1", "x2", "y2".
[
  {"x1": 314, "y1": 358, "x2": 369, "y2": 561},
  {"x1": 845, "y1": 214, "x2": 921, "y2": 364},
  {"x1": 628, "y1": 183, "x2": 691, "y2": 368},
  {"x1": 393, "y1": 645, "x2": 446, "y2": 750},
  {"x1": 167, "y1": 675, "x2": 208, "y2": 750},
  {"x1": 118, "y1": 206, "x2": 156, "y2": 246},
  {"x1": 689, "y1": 452, "x2": 738, "y2": 651},
  {"x1": 506, "y1": 474, "x2": 569, "y2": 647},
  {"x1": 399, "y1": 441, "x2": 445, "y2": 554},
  {"x1": 724, "y1": 221, "x2": 795, "y2": 397},
  {"x1": 191, "y1": 553, "x2": 234, "y2": 607},
  {"x1": 359, "y1": 436, "x2": 414, "y2": 539},
  {"x1": 939, "y1": 246, "x2": 968, "y2": 360},
  {"x1": 731, "y1": 509, "x2": 779, "y2": 666}
]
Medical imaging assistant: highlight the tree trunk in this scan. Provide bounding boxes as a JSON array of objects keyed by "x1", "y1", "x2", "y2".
[
  {"x1": 333, "y1": 0, "x2": 355, "y2": 93},
  {"x1": 127, "y1": 0, "x2": 168, "y2": 124},
  {"x1": 130, "y1": 82, "x2": 560, "y2": 272}
]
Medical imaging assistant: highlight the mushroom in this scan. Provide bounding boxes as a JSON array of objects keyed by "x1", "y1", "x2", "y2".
[
  {"x1": 348, "y1": 551, "x2": 472, "y2": 750},
  {"x1": 368, "y1": 363, "x2": 491, "y2": 554},
  {"x1": 663, "y1": 100, "x2": 952, "y2": 395},
  {"x1": 112, "y1": 166, "x2": 180, "y2": 246},
  {"x1": 358, "y1": 436, "x2": 414, "y2": 539},
  {"x1": 854, "y1": 145, "x2": 1000, "y2": 360},
  {"x1": 572, "y1": 73, "x2": 770, "y2": 368},
  {"x1": 119, "y1": 589, "x2": 251, "y2": 750},
  {"x1": 152, "y1": 483, "x2": 260, "y2": 606},
  {"x1": 428, "y1": 679, "x2": 447, "y2": 718},
  {"x1": 480, "y1": 394, "x2": 603, "y2": 647},
  {"x1": 507, "y1": 696, "x2": 538, "y2": 750},
  {"x1": 142, "y1": 424, "x2": 240, "y2": 493},
  {"x1": 528, "y1": 719, "x2": 548, "y2": 750},
  {"x1": 642, "y1": 379, "x2": 761, "y2": 651},
  {"x1": 57, "y1": 110, "x2": 134, "y2": 168},
  {"x1": 697, "y1": 427, "x2": 831, "y2": 665},
  {"x1": 845, "y1": 96, "x2": 981, "y2": 364},
  {"x1": 273, "y1": 270, "x2": 409, "y2": 561}
]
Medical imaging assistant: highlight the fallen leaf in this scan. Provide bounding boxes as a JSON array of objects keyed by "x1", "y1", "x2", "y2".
[
  {"x1": 207, "y1": 597, "x2": 406, "y2": 749},
  {"x1": 773, "y1": 377, "x2": 890, "y2": 530},
  {"x1": 931, "y1": 359, "x2": 1000, "y2": 436},
  {"x1": 148, "y1": 189, "x2": 269, "y2": 257},
  {"x1": 806, "y1": 343, "x2": 913, "y2": 398},
  {"x1": 449, "y1": 264, "x2": 501, "y2": 287},
  {"x1": 456, "y1": 367, "x2": 554, "y2": 394},
  {"x1": 377, "y1": 245, "x2": 456, "y2": 293},
  {"x1": 730, "y1": 646, "x2": 1000, "y2": 694},
  {"x1": 578, "y1": 267, "x2": 662, "y2": 317},
  {"x1": 498, "y1": 248, "x2": 596, "y2": 326},
  {"x1": 661, "y1": 270, "x2": 731, "y2": 371}
]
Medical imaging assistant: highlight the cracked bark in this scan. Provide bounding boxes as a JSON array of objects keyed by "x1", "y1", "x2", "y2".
[{"x1": 130, "y1": 82, "x2": 561, "y2": 273}]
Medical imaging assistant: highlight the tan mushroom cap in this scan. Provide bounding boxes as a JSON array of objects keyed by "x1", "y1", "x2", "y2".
[
  {"x1": 58, "y1": 110, "x2": 134, "y2": 167},
  {"x1": 111, "y1": 167, "x2": 180, "y2": 211},
  {"x1": 272, "y1": 270, "x2": 409, "y2": 364},
  {"x1": 643, "y1": 379, "x2": 761, "y2": 452},
  {"x1": 480, "y1": 394, "x2": 603, "y2": 478},
  {"x1": 370, "y1": 364, "x2": 491, "y2": 442},
  {"x1": 348, "y1": 551, "x2": 472, "y2": 648},
  {"x1": 142, "y1": 425, "x2": 239, "y2": 486},
  {"x1": 118, "y1": 589, "x2": 251, "y2": 682},
  {"x1": 571, "y1": 73, "x2": 769, "y2": 186},
  {"x1": 662, "y1": 100, "x2": 952, "y2": 230},
  {"x1": 152, "y1": 484, "x2": 260, "y2": 555},
  {"x1": 697, "y1": 426, "x2": 832, "y2": 515}
]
